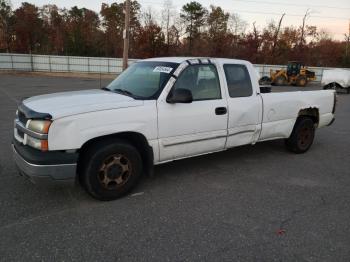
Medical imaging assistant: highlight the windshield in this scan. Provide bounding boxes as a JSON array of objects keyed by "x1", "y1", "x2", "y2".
[{"x1": 106, "y1": 61, "x2": 178, "y2": 99}]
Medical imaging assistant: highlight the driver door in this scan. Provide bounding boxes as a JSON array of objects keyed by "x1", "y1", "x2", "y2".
[{"x1": 157, "y1": 64, "x2": 228, "y2": 162}]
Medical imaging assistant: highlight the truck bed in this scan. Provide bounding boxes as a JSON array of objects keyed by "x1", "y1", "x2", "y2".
[{"x1": 258, "y1": 90, "x2": 335, "y2": 141}]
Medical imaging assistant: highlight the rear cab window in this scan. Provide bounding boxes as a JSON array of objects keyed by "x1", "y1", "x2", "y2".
[{"x1": 223, "y1": 64, "x2": 253, "y2": 98}]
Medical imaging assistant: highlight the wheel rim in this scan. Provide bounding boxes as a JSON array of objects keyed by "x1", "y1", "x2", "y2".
[
  {"x1": 298, "y1": 126, "x2": 313, "y2": 150},
  {"x1": 98, "y1": 154, "x2": 132, "y2": 190}
]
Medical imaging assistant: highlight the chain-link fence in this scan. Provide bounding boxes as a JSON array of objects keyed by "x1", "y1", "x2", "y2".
[{"x1": 1, "y1": 53, "x2": 349, "y2": 82}]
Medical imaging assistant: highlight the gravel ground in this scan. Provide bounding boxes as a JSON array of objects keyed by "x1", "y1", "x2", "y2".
[{"x1": 0, "y1": 74, "x2": 349, "y2": 261}]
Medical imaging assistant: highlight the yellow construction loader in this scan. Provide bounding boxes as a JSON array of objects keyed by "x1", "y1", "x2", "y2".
[{"x1": 259, "y1": 61, "x2": 316, "y2": 87}]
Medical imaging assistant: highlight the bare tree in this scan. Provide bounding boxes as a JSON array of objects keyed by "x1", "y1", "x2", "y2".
[
  {"x1": 229, "y1": 13, "x2": 247, "y2": 36},
  {"x1": 317, "y1": 28, "x2": 332, "y2": 41},
  {"x1": 345, "y1": 33, "x2": 350, "y2": 58},
  {"x1": 252, "y1": 22, "x2": 259, "y2": 41},
  {"x1": 300, "y1": 9, "x2": 311, "y2": 47},
  {"x1": 141, "y1": 6, "x2": 158, "y2": 27},
  {"x1": 161, "y1": 0, "x2": 176, "y2": 50},
  {"x1": 271, "y1": 13, "x2": 285, "y2": 63},
  {"x1": 227, "y1": 13, "x2": 247, "y2": 57}
]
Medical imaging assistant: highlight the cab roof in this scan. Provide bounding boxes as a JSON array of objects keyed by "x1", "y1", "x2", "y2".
[{"x1": 142, "y1": 57, "x2": 250, "y2": 65}]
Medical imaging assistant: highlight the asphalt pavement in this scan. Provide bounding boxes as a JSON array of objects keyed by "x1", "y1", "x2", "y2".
[{"x1": 0, "y1": 73, "x2": 349, "y2": 261}]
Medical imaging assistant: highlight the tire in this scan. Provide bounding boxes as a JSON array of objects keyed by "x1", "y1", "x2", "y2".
[
  {"x1": 259, "y1": 76, "x2": 271, "y2": 85},
  {"x1": 323, "y1": 84, "x2": 331, "y2": 90},
  {"x1": 81, "y1": 139, "x2": 143, "y2": 201},
  {"x1": 274, "y1": 76, "x2": 287, "y2": 86},
  {"x1": 296, "y1": 76, "x2": 307, "y2": 87},
  {"x1": 285, "y1": 117, "x2": 315, "y2": 154},
  {"x1": 323, "y1": 83, "x2": 336, "y2": 90}
]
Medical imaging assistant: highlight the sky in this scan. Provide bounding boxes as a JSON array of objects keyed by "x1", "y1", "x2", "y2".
[{"x1": 10, "y1": 0, "x2": 350, "y2": 40}]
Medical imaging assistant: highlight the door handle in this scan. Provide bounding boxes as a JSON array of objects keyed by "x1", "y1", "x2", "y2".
[{"x1": 215, "y1": 107, "x2": 227, "y2": 115}]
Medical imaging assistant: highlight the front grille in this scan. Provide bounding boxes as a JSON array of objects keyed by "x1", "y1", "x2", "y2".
[
  {"x1": 15, "y1": 108, "x2": 28, "y2": 142},
  {"x1": 18, "y1": 110, "x2": 28, "y2": 125},
  {"x1": 17, "y1": 129, "x2": 24, "y2": 139}
]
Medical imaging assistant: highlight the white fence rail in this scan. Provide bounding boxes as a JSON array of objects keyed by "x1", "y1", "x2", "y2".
[
  {"x1": 1, "y1": 53, "x2": 349, "y2": 82},
  {"x1": 0, "y1": 53, "x2": 137, "y2": 74}
]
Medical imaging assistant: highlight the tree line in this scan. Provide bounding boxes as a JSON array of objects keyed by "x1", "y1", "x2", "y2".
[{"x1": 0, "y1": 0, "x2": 349, "y2": 67}]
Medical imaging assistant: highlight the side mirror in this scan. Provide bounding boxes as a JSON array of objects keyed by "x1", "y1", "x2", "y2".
[{"x1": 167, "y1": 88, "x2": 193, "y2": 104}]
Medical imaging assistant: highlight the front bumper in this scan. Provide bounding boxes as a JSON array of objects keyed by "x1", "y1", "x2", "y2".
[
  {"x1": 12, "y1": 143, "x2": 77, "y2": 184},
  {"x1": 327, "y1": 118, "x2": 335, "y2": 126}
]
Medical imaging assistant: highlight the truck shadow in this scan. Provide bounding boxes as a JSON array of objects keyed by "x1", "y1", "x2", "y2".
[
  {"x1": 151, "y1": 139, "x2": 287, "y2": 182},
  {"x1": 34, "y1": 139, "x2": 289, "y2": 203}
]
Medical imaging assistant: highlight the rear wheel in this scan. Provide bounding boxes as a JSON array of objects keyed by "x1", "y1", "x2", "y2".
[
  {"x1": 81, "y1": 139, "x2": 142, "y2": 201},
  {"x1": 323, "y1": 84, "x2": 332, "y2": 90},
  {"x1": 285, "y1": 117, "x2": 315, "y2": 154}
]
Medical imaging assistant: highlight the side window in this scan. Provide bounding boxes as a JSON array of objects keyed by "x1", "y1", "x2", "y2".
[
  {"x1": 224, "y1": 64, "x2": 253, "y2": 98},
  {"x1": 173, "y1": 64, "x2": 221, "y2": 101}
]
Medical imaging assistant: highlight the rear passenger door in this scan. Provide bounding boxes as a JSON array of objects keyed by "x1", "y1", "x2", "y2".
[{"x1": 223, "y1": 64, "x2": 262, "y2": 148}]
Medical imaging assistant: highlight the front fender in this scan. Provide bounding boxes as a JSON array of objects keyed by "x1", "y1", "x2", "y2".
[{"x1": 48, "y1": 102, "x2": 158, "y2": 151}]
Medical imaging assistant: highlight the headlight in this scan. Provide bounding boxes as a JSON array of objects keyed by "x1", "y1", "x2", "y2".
[
  {"x1": 26, "y1": 120, "x2": 51, "y2": 151},
  {"x1": 27, "y1": 120, "x2": 52, "y2": 134},
  {"x1": 26, "y1": 136, "x2": 49, "y2": 151}
]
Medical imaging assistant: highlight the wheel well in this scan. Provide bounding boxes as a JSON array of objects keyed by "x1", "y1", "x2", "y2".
[
  {"x1": 325, "y1": 82, "x2": 343, "y2": 88},
  {"x1": 298, "y1": 108, "x2": 319, "y2": 125},
  {"x1": 77, "y1": 132, "x2": 154, "y2": 177},
  {"x1": 331, "y1": 82, "x2": 342, "y2": 88}
]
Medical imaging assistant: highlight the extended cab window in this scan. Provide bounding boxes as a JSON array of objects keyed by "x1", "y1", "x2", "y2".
[
  {"x1": 224, "y1": 64, "x2": 253, "y2": 98},
  {"x1": 173, "y1": 64, "x2": 221, "y2": 101}
]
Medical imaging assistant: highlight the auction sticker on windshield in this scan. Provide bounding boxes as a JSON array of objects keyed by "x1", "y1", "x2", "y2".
[{"x1": 153, "y1": 66, "x2": 173, "y2": 74}]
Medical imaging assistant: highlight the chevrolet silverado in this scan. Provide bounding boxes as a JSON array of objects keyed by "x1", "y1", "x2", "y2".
[{"x1": 12, "y1": 58, "x2": 336, "y2": 200}]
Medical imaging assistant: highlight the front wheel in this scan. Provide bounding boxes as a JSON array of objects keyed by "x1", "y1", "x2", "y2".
[
  {"x1": 81, "y1": 139, "x2": 142, "y2": 201},
  {"x1": 296, "y1": 76, "x2": 307, "y2": 87},
  {"x1": 285, "y1": 117, "x2": 315, "y2": 154},
  {"x1": 274, "y1": 76, "x2": 287, "y2": 86}
]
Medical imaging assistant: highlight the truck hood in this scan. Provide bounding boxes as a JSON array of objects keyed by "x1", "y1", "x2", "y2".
[{"x1": 23, "y1": 89, "x2": 144, "y2": 119}]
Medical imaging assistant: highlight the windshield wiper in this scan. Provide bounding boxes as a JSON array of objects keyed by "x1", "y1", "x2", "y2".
[
  {"x1": 101, "y1": 87, "x2": 111, "y2": 92},
  {"x1": 113, "y1": 88, "x2": 135, "y2": 98}
]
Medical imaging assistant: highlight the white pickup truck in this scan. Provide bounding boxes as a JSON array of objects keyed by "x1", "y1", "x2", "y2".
[
  {"x1": 322, "y1": 69, "x2": 350, "y2": 94},
  {"x1": 12, "y1": 57, "x2": 336, "y2": 200}
]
